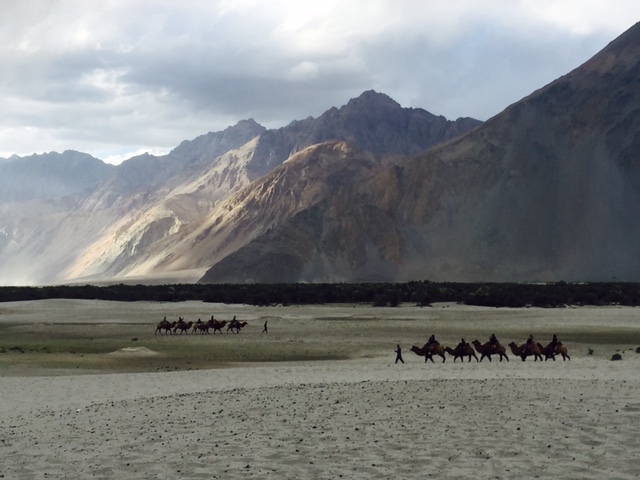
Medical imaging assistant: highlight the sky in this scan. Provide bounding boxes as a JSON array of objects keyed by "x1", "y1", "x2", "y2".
[{"x1": 1, "y1": 1, "x2": 639, "y2": 165}]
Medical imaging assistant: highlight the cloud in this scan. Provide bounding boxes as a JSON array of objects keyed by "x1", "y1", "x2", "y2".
[
  {"x1": 1, "y1": 0, "x2": 639, "y2": 163},
  {"x1": 102, "y1": 147, "x2": 171, "y2": 166},
  {"x1": 287, "y1": 61, "x2": 321, "y2": 82}
]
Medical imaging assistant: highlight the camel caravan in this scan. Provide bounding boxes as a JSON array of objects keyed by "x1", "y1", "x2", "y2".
[
  {"x1": 154, "y1": 316, "x2": 248, "y2": 335},
  {"x1": 153, "y1": 315, "x2": 571, "y2": 363},
  {"x1": 410, "y1": 334, "x2": 570, "y2": 363}
]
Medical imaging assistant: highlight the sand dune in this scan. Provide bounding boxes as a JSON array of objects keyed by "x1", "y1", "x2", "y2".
[{"x1": 1, "y1": 302, "x2": 640, "y2": 478}]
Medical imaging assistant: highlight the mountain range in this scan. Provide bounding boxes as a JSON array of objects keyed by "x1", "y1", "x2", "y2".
[{"x1": 2, "y1": 22, "x2": 640, "y2": 285}]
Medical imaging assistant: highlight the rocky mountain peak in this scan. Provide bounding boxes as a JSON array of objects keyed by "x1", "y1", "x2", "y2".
[
  {"x1": 342, "y1": 90, "x2": 402, "y2": 114},
  {"x1": 169, "y1": 119, "x2": 266, "y2": 163},
  {"x1": 246, "y1": 91, "x2": 481, "y2": 178}
]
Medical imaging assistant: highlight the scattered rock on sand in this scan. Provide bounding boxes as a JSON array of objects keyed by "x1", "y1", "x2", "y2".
[{"x1": 611, "y1": 353, "x2": 623, "y2": 361}]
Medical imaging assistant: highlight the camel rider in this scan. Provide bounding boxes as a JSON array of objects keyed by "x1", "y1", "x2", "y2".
[
  {"x1": 459, "y1": 338, "x2": 467, "y2": 348},
  {"x1": 527, "y1": 334, "x2": 534, "y2": 345},
  {"x1": 489, "y1": 333, "x2": 498, "y2": 351},
  {"x1": 550, "y1": 334, "x2": 561, "y2": 350},
  {"x1": 426, "y1": 334, "x2": 437, "y2": 353}
]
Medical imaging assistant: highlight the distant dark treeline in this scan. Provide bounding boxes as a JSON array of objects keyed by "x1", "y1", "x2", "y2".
[{"x1": 1, "y1": 281, "x2": 640, "y2": 308}]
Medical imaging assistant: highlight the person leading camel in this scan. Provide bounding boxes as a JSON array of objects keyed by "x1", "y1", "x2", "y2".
[{"x1": 395, "y1": 344, "x2": 405, "y2": 364}]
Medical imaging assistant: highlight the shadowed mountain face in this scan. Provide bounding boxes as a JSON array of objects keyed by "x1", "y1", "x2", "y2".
[{"x1": 200, "y1": 22, "x2": 640, "y2": 283}]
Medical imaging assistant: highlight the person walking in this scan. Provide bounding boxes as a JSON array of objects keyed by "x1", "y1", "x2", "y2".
[
  {"x1": 395, "y1": 344, "x2": 405, "y2": 364},
  {"x1": 262, "y1": 320, "x2": 268, "y2": 333}
]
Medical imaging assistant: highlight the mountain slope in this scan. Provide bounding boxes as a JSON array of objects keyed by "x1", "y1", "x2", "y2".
[
  {"x1": 78, "y1": 93, "x2": 479, "y2": 282},
  {"x1": 77, "y1": 119, "x2": 267, "y2": 211},
  {"x1": 158, "y1": 141, "x2": 388, "y2": 281},
  {"x1": 0, "y1": 121, "x2": 266, "y2": 285},
  {"x1": 63, "y1": 137, "x2": 263, "y2": 282},
  {"x1": 200, "y1": 21, "x2": 640, "y2": 283}
]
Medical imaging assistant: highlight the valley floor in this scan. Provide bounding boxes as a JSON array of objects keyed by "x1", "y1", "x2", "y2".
[{"x1": 1, "y1": 301, "x2": 640, "y2": 478}]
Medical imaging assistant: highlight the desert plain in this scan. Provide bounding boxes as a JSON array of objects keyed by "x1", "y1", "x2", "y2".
[{"x1": 1, "y1": 299, "x2": 640, "y2": 479}]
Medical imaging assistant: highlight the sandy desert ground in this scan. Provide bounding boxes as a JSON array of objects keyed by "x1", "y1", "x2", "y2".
[{"x1": 1, "y1": 299, "x2": 640, "y2": 479}]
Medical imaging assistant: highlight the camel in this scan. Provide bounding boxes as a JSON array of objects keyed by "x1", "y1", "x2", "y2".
[
  {"x1": 444, "y1": 343, "x2": 479, "y2": 362},
  {"x1": 155, "y1": 318, "x2": 167, "y2": 335},
  {"x1": 173, "y1": 318, "x2": 193, "y2": 335},
  {"x1": 538, "y1": 342, "x2": 556, "y2": 360},
  {"x1": 209, "y1": 319, "x2": 227, "y2": 334},
  {"x1": 554, "y1": 343, "x2": 570, "y2": 361},
  {"x1": 410, "y1": 341, "x2": 446, "y2": 363},
  {"x1": 508, "y1": 341, "x2": 543, "y2": 361},
  {"x1": 154, "y1": 317, "x2": 176, "y2": 335},
  {"x1": 191, "y1": 318, "x2": 205, "y2": 334},
  {"x1": 227, "y1": 319, "x2": 248, "y2": 334},
  {"x1": 198, "y1": 317, "x2": 226, "y2": 334},
  {"x1": 471, "y1": 339, "x2": 509, "y2": 362},
  {"x1": 540, "y1": 341, "x2": 570, "y2": 361}
]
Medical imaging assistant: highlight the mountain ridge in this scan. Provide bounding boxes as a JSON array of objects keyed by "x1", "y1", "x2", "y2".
[
  {"x1": 0, "y1": 150, "x2": 113, "y2": 204},
  {"x1": 0, "y1": 90, "x2": 481, "y2": 285}
]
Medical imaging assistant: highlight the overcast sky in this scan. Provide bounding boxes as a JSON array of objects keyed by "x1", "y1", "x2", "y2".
[{"x1": 1, "y1": 1, "x2": 638, "y2": 164}]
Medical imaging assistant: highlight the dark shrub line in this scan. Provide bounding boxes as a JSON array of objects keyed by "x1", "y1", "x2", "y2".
[{"x1": 1, "y1": 281, "x2": 639, "y2": 307}]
